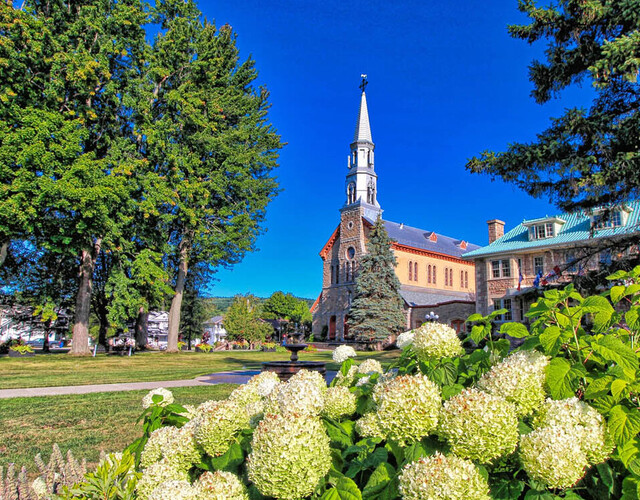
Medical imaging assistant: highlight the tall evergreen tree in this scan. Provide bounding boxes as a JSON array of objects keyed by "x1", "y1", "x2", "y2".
[
  {"x1": 467, "y1": 0, "x2": 640, "y2": 214},
  {"x1": 348, "y1": 217, "x2": 406, "y2": 341}
]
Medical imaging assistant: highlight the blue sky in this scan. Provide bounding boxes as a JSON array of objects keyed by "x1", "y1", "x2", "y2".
[{"x1": 200, "y1": 0, "x2": 593, "y2": 299}]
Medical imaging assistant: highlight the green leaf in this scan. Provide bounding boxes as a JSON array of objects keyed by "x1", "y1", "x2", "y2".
[
  {"x1": 612, "y1": 379, "x2": 630, "y2": 399},
  {"x1": 546, "y1": 358, "x2": 586, "y2": 399},
  {"x1": 524, "y1": 490, "x2": 557, "y2": 499},
  {"x1": 404, "y1": 442, "x2": 429, "y2": 464},
  {"x1": 583, "y1": 296, "x2": 615, "y2": 330},
  {"x1": 595, "y1": 462, "x2": 615, "y2": 494},
  {"x1": 362, "y1": 462, "x2": 395, "y2": 498},
  {"x1": 617, "y1": 437, "x2": 640, "y2": 467},
  {"x1": 584, "y1": 375, "x2": 614, "y2": 399},
  {"x1": 611, "y1": 285, "x2": 627, "y2": 303},
  {"x1": 430, "y1": 362, "x2": 457, "y2": 386},
  {"x1": 539, "y1": 325, "x2": 566, "y2": 356},
  {"x1": 321, "y1": 477, "x2": 362, "y2": 500},
  {"x1": 609, "y1": 405, "x2": 640, "y2": 447},
  {"x1": 467, "y1": 313, "x2": 483, "y2": 322},
  {"x1": 209, "y1": 441, "x2": 243, "y2": 471},
  {"x1": 470, "y1": 324, "x2": 487, "y2": 344},
  {"x1": 324, "y1": 418, "x2": 354, "y2": 449},
  {"x1": 607, "y1": 270, "x2": 628, "y2": 280},
  {"x1": 621, "y1": 475, "x2": 640, "y2": 500},
  {"x1": 592, "y1": 335, "x2": 639, "y2": 372},
  {"x1": 590, "y1": 395, "x2": 618, "y2": 415},
  {"x1": 361, "y1": 448, "x2": 388, "y2": 470},
  {"x1": 499, "y1": 322, "x2": 529, "y2": 338},
  {"x1": 626, "y1": 308, "x2": 640, "y2": 331},
  {"x1": 490, "y1": 479, "x2": 525, "y2": 500}
]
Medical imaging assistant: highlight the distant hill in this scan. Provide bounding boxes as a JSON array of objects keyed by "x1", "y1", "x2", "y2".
[{"x1": 205, "y1": 296, "x2": 314, "y2": 315}]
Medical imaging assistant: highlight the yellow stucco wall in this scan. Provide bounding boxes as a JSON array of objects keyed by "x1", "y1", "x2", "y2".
[{"x1": 393, "y1": 248, "x2": 475, "y2": 293}]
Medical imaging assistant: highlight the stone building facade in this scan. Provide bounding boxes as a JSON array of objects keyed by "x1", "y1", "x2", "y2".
[
  {"x1": 464, "y1": 204, "x2": 640, "y2": 322},
  {"x1": 311, "y1": 85, "x2": 479, "y2": 340}
]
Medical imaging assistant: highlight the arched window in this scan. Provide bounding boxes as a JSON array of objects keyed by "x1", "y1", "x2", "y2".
[
  {"x1": 433, "y1": 266, "x2": 437, "y2": 285},
  {"x1": 450, "y1": 268, "x2": 454, "y2": 287},
  {"x1": 345, "y1": 262, "x2": 350, "y2": 282},
  {"x1": 461, "y1": 270, "x2": 464, "y2": 288},
  {"x1": 336, "y1": 264, "x2": 340, "y2": 284},
  {"x1": 428, "y1": 265, "x2": 431, "y2": 284},
  {"x1": 445, "y1": 268, "x2": 449, "y2": 286},
  {"x1": 414, "y1": 262, "x2": 418, "y2": 281},
  {"x1": 465, "y1": 271, "x2": 469, "y2": 288},
  {"x1": 331, "y1": 265, "x2": 334, "y2": 284},
  {"x1": 408, "y1": 261, "x2": 413, "y2": 281}
]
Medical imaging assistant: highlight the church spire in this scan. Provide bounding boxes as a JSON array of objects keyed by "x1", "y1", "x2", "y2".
[
  {"x1": 353, "y1": 76, "x2": 372, "y2": 144},
  {"x1": 343, "y1": 75, "x2": 381, "y2": 220}
]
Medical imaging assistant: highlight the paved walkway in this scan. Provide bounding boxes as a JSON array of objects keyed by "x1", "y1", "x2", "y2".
[{"x1": 0, "y1": 370, "x2": 338, "y2": 399}]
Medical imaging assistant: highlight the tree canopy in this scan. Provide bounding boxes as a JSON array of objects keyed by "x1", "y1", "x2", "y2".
[
  {"x1": 467, "y1": 0, "x2": 640, "y2": 213},
  {"x1": 224, "y1": 294, "x2": 271, "y2": 343},
  {"x1": 347, "y1": 217, "x2": 406, "y2": 341}
]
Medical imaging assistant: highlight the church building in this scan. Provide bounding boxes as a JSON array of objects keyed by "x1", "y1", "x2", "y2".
[{"x1": 311, "y1": 82, "x2": 480, "y2": 340}]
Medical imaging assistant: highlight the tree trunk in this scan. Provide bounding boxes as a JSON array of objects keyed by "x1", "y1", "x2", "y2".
[
  {"x1": 70, "y1": 239, "x2": 101, "y2": 356},
  {"x1": 135, "y1": 306, "x2": 148, "y2": 350},
  {"x1": 97, "y1": 313, "x2": 108, "y2": 352},
  {"x1": 0, "y1": 241, "x2": 7, "y2": 267},
  {"x1": 167, "y1": 236, "x2": 190, "y2": 352},
  {"x1": 42, "y1": 318, "x2": 51, "y2": 353}
]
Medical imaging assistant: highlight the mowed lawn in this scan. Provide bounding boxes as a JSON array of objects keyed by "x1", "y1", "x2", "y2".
[
  {"x1": 0, "y1": 350, "x2": 399, "y2": 390},
  {"x1": 0, "y1": 384, "x2": 237, "y2": 474}
]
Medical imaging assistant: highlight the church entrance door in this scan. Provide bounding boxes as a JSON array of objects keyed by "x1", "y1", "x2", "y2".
[{"x1": 329, "y1": 316, "x2": 336, "y2": 340}]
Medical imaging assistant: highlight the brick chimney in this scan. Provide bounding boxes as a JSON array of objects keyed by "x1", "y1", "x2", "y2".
[{"x1": 487, "y1": 219, "x2": 505, "y2": 244}]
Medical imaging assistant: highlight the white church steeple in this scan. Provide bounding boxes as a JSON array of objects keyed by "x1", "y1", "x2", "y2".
[{"x1": 344, "y1": 75, "x2": 381, "y2": 220}]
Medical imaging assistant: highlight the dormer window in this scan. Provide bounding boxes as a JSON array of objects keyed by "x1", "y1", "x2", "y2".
[
  {"x1": 591, "y1": 206, "x2": 631, "y2": 230},
  {"x1": 523, "y1": 216, "x2": 566, "y2": 241}
]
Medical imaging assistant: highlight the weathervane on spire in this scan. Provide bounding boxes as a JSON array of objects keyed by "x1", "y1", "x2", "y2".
[{"x1": 359, "y1": 74, "x2": 368, "y2": 92}]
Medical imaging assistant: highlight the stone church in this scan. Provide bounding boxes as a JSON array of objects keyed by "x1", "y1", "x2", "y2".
[{"x1": 311, "y1": 84, "x2": 479, "y2": 340}]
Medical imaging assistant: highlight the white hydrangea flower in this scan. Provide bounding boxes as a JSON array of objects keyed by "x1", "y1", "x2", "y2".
[
  {"x1": 373, "y1": 373, "x2": 441, "y2": 445},
  {"x1": 412, "y1": 322, "x2": 463, "y2": 361},
  {"x1": 396, "y1": 330, "x2": 415, "y2": 349},
  {"x1": 438, "y1": 388, "x2": 519, "y2": 463},
  {"x1": 248, "y1": 371, "x2": 281, "y2": 397},
  {"x1": 399, "y1": 452, "x2": 491, "y2": 500},
  {"x1": 266, "y1": 369, "x2": 326, "y2": 416},
  {"x1": 31, "y1": 477, "x2": 48, "y2": 499},
  {"x1": 357, "y1": 358, "x2": 383, "y2": 375},
  {"x1": 247, "y1": 413, "x2": 331, "y2": 500},
  {"x1": 179, "y1": 404, "x2": 198, "y2": 420},
  {"x1": 148, "y1": 480, "x2": 197, "y2": 500},
  {"x1": 533, "y1": 397, "x2": 614, "y2": 465},
  {"x1": 141, "y1": 425, "x2": 200, "y2": 471},
  {"x1": 322, "y1": 386, "x2": 357, "y2": 420},
  {"x1": 356, "y1": 375, "x2": 371, "y2": 387},
  {"x1": 194, "y1": 471, "x2": 249, "y2": 500},
  {"x1": 333, "y1": 345, "x2": 357, "y2": 363},
  {"x1": 519, "y1": 425, "x2": 588, "y2": 489},
  {"x1": 194, "y1": 399, "x2": 248, "y2": 457},
  {"x1": 136, "y1": 460, "x2": 188, "y2": 500},
  {"x1": 355, "y1": 412, "x2": 385, "y2": 439},
  {"x1": 142, "y1": 388, "x2": 174, "y2": 409},
  {"x1": 476, "y1": 350, "x2": 548, "y2": 417}
]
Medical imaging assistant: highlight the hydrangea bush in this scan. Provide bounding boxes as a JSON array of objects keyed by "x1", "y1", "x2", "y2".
[{"x1": 61, "y1": 267, "x2": 640, "y2": 499}]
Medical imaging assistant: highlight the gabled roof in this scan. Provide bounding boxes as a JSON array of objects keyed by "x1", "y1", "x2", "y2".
[
  {"x1": 463, "y1": 201, "x2": 640, "y2": 259},
  {"x1": 400, "y1": 288, "x2": 474, "y2": 307},
  {"x1": 365, "y1": 217, "x2": 481, "y2": 259}
]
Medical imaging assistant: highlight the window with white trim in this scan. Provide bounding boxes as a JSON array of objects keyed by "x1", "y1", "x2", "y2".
[
  {"x1": 491, "y1": 259, "x2": 511, "y2": 278},
  {"x1": 493, "y1": 298, "x2": 513, "y2": 322},
  {"x1": 534, "y1": 256, "x2": 544, "y2": 275}
]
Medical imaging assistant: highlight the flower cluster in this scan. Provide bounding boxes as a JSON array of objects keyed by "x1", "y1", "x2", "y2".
[
  {"x1": 355, "y1": 412, "x2": 385, "y2": 439},
  {"x1": 399, "y1": 452, "x2": 491, "y2": 500},
  {"x1": 412, "y1": 322, "x2": 463, "y2": 361},
  {"x1": 372, "y1": 374, "x2": 440, "y2": 445},
  {"x1": 194, "y1": 471, "x2": 249, "y2": 500},
  {"x1": 333, "y1": 365, "x2": 358, "y2": 387},
  {"x1": 322, "y1": 386, "x2": 357, "y2": 420},
  {"x1": 266, "y1": 369, "x2": 326, "y2": 416},
  {"x1": 396, "y1": 330, "x2": 415, "y2": 349},
  {"x1": 519, "y1": 425, "x2": 588, "y2": 489},
  {"x1": 142, "y1": 388, "x2": 174, "y2": 409},
  {"x1": 148, "y1": 480, "x2": 195, "y2": 500},
  {"x1": 533, "y1": 397, "x2": 613, "y2": 464},
  {"x1": 357, "y1": 358, "x2": 383, "y2": 375},
  {"x1": 136, "y1": 460, "x2": 188, "y2": 500},
  {"x1": 247, "y1": 412, "x2": 331, "y2": 499},
  {"x1": 332, "y1": 345, "x2": 357, "y2": 363},
  {"x1": 140, "y1": 425, "x2": 200, "y2": 471},
  {"x1": 193, "y1": 399, "x2": 248, "y2": 457},
  {"x1": 477, "y1": 351, "x2": 548, "y2": 416},
  {"x1": 248, "y1": 370, "x2": 281, "y2": 398},
  {"x1": 438, "y1": 388, "x2": 518, "y2": 463}
]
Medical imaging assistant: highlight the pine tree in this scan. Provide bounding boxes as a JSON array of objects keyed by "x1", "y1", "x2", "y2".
[{"x1": 348, "y1": 216, "x2": 407, "y2": 341}]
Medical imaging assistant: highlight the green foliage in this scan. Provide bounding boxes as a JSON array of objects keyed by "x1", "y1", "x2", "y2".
[
  {"x1": 467, "y1": 0, "x2": 640, "y2": 213},
  {"x1": 348, "y1": 216, "x2": 406, "y2": 341},
  {"x1": 224, "y1": 294, "x2": 271, "y2": 343},
  {"x1": 261, "y1": 291, "x2": 313, "y2": 332}
]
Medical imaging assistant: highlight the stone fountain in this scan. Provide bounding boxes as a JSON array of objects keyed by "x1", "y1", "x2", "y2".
[{"x1": 261, "y1": 328, "x2": 326, "y2": 381}]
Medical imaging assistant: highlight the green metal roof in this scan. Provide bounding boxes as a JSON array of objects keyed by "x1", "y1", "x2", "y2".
[{"x1": 463, "y1": 202, "x2": 640, "y2": 259}]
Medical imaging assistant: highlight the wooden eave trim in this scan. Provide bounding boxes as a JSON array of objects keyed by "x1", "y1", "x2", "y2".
[
  {"x1": 319, "y1": 225, "x2": 341, "y2": 259},
  {"x1": 310, "y1": 292, "x2": 322, "y2": 313},
  {"x1": 391, "y1": 242, "x2": 476, "y2": 266},
  {"x1": 409, "y1": 299, "x2": 476, "y2": 308}
]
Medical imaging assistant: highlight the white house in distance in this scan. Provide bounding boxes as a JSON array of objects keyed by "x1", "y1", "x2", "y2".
[{"x1": 203, "y1": 315, "x2": 227, "y2": 343}]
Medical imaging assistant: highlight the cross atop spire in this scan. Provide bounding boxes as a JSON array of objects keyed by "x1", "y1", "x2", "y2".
[{"x1": 359, "y1": 74, "x2": 368, "y2": 92}]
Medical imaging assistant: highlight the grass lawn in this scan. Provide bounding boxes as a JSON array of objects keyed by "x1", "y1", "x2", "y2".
[
  {"x1": 0, "y1": 384, "x2": 237, "y2": 473},
  {"x1": 0, "y1": 350, "x2": 399, "y2": 389}
]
